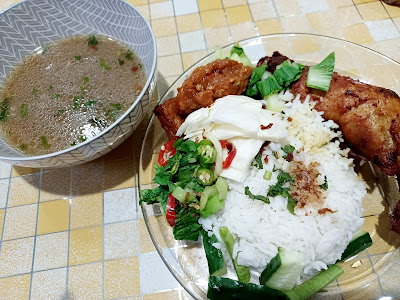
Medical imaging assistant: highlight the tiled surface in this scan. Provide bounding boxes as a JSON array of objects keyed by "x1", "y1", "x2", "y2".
[{"x1": 0, "y1": 0, "x2": 400, "y2": 299}]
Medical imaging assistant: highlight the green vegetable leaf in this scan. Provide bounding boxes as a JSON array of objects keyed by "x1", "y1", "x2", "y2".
[
  {"x1": 252, "y1": 153, "x2": 263, "y2": 169},
  {"x1": 245, "y1": 83, "x2": 259, "y2": 97},
  {"x1": 320, "y1": 176, "x2": 328, "y2": 190},
  {"x1": 286, "y1": 195, "x2": 297, "y2": 215},
  {"x1": 20, "y1": 104, "x2": 28, "y2": 117},
  {"x1": 173, "y1": 207, "x2": 201, "y2": 241},
  {"x1": 274, "y1": 65, "x2": 302, "y2": 88},
  {"x1": 83, "y1": 99, "x2": 96, "y2": 107},
  {"x1": 72, "y1": 96, "x2": 80, "y2": 110},
  {"x1": 87, "y1": 35, "x2": 99, "y2": 46},
  {"x1": 281, "y1": 144, "x2": 295, "y2": 155},
  {"x1": 99, "y1": 59, "x2": 111, "y2": 70},
  {"x1": 74, "y1": 56, "x2": 82, "y2": 61},
  {"x1": 277, "y1": 171, "x2": 294, "y2": 184},
  {"x1": 124, "y1": 50, "x2": 134, "y2": 61},
  {"x1": 249, "y1": 65, "x2": 267, "y2": 86},
  {"x1": 245, "y1": 187, "x2": 270, "y2": 204},
  {"x1": 260, "y1": 250, "x2": 282, "y2": 285},
  {"x1": 230, "y1": 45, "x2": 244, "y2": 57},
  {"x1": 256, "y1": 76, "x2": 282, "y2": 98},
  {"x1": 306, "y1": 52, "x2": 335, "y2": 92},
  {"x1": 140, "y1": 186, "x2": 170, "y2": 206},
  {"x1": 0, "y1": 98, "x2": 10, "y2": 122}
]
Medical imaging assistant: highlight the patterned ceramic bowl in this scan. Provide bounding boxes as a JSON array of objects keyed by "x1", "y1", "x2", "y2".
[{"x1": 0, "y1": 0, "x2": 156, "y2": 168}]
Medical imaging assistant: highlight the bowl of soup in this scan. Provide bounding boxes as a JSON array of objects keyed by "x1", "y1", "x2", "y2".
[{"x1": 0, "y1": 0, "x2": 156, "y2": 168}]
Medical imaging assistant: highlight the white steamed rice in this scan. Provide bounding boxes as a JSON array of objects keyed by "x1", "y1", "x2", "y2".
[{"x1": 199, "y1": 92, "x2": 366, "y2": 282}]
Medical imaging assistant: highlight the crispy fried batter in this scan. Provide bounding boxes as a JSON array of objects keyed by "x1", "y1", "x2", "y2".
[
  {"x1": 260, "y1": 52, "x2": 400, "y2": 178},
  {"x1": 155, "y1": 59, "x2": 253, "y2": 139}
]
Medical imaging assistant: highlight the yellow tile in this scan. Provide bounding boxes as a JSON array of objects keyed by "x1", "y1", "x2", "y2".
[
  {"x1": 230, "y1": 22, "x2": 257, "y2": 42},
  {"x1": 104, "y1": 257, "x2": 140, "y2": 298},
  {"x1": 263, "y1": 36, "x2": 292, "y2": 57},
  {"x1": 125, "y1": 0, "x2": 148, "y2": 5},
  {"x1": 40, "y1": 168, "x2": 71, "y2": 202},
  {"x1": 361, "y1": 214, "x2": 400, "y2": 255},
  {"x1": 249, "y1": 2, "x2": 277, "y2": 21},
  {"x1": 325, "y1": 0, "x2": 354, "y2": 9},
  {"x1": 69, "y1": 226, "x2": 103, "y2": 265},
  {"x1": 353, "y1": 0, "x2": 378, "y2": 4},
  {"x1": 68, "y1": 262, "x2": 103, "y2": 299},
  {"x1": 103, "y1": 159, "x2": 135, "y2": 191},
  {"x1": 11, "y1": 166, "x2": 40, "y2": 177},
  {"x1": 182, "y1": 50, "x2": 208, "y2": 70},
  {"x1": 198, "y1": 0, "x2": 222, "y2": 11},
  {"x1": 256, "y1": 19, "x2": 283, "y2": 35},
  {"x1": 0, "y1": 237, "x2": 34, "y2": 277},
  {"x1": 204, "y1": 27, "x2": 232, "y2": 49},
  {"x1": 2, "y1": 204, "x2": 37, "y2": 240},
  {"x1": 70, "y1": 194, "x2": 102, "y2": 229},
  {"x1": 143, "y1": 290, "x2": 180, "y2": 300},
  {"x1": 382, "y1": 1, "x2": 400, "y2": 18},
  {"x1": 37, "y1": 199, "x2": 69, "y2": 235},
  {"x1": 151, "y1": 17, "x2": 177, "y2": 37},
  {"x1": 222, "y1": 0, "x2": 246, "y2": 7},
  {"x1": 176, "y1": 13, "x2": 202, "y2": 33},
  {"x1": 135, "y1": 4, "x2": 150, "y2": 22},
  {"x1": 8, "y1": 174, "x2": 40, "y2": 207},
  {"x1": 0, "y1": 209, "x2": 4, "y2": 237},
  {"x1": 71, "y1": 162, "x2": 104, "y2": 195},
  {"x1": 139, "y1": 216, "x2": 174, "y2": 253},
  {"x1": 158, "y1": 54, "x2": 184, "y2": 77},
  {"x1": 307, "y1": 11, "x2": 338, "y2": 33},
  {"x1": 200, "y1": 9, "x2": 227, "y2": 28},
  {"x1": 274, "y1": 0, "x2": 302, "y2": 17},
  {"x1": 357, "y1": 2, "x2": 389, "y2": 21},
  {"x1": 290, "y1": 36, "x2": 319, "y2": 55},
  {"x1": 281, "y1": 15, "x2": 312, "y2": 33},
  {"x1": 149, "y1": 0, "x2": 166, "y2": 3},
  {"x1": 342, "y1": 23, "x2": 374, "y2": 45},
  {"x1": 225, "y1": 5, "x2": 252, "y2": 25},
  {"x1": 156, "y1": 35, "x2": 181, "y2": 56},
  {"x1": 0, "y1": 274, "x2": 31, "y2": 300},
  {"x1": 333, "y1": 6, "x2": 363, "y2": 27}
]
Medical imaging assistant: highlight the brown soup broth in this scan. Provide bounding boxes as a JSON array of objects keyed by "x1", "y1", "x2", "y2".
[{"x1": 0, "y1": 35, "x2": 146, "y2": 155}]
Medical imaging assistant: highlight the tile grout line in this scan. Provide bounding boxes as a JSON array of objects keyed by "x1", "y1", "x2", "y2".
[
  {"x1": 245, "y1": 0, "x2": 260, "y2": 37},
  {"x1": 28, "y1": 168, "x2": 43, "y2": 299},
  {"x1": 65, "y1": 167, "x2": 73, "y2": 300},
  {"x1": 365, "y1": 248, "x2": 385, "y2": 296},
  {"x1": 135, "y1": 173, "x2": 144, "y2": 299},
  {"x1": 102, "y1": 190, "x2": 106, "y2": 300},
  {"x1": 0, "y1": 165, "x2": 13, "y2": 256}
]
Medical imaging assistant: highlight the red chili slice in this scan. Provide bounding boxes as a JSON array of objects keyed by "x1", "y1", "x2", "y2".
[
  {"x1": 158, "y1": 140, "x2": 176, "y2": 166},
  {"x1": 166, "y1": 193, "x2": 176, "y2": 227},
  {"x1": 219, "y1": 140, "x2": 237, "y2": 169}
]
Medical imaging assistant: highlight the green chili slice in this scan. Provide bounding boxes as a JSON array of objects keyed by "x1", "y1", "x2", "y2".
[{"x1": 197, "y1": 167, "x2": 215, "y2": 186}]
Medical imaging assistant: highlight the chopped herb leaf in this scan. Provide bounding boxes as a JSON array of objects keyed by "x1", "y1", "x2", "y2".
[
  {"x1": 70, "y1": 141, "x2": 77, "y2": 146},
  {"x1": 54, "y1": 109, "x2": 65, "y2": 117},
  {"x1": 20, "y1": 104, "x2": 28, "y2": 117},
  {"x1": 138, "y1": 64, "x2": 142, "y2": 68},
  {"x1": 287, "y1": 195, "x2": 297, "y2": 215},
  {"x1": 99, "y1": 59, "x2": 111, "y2": 70},
  {"x1": 72, "y1": 96, "x2": 80, "y2": 110},
  {"x1": 277, "y1": 171, "x2": 294, "y2": 184},
  {"x1": 118, "y1": 58, "x2": 125, "y2": 65},
  {"x1": 53, "y1": 93, "x2": 61, "y2": 98},
  {"x1": 267, "y1": 170, "x2": 296, "y2": 214},
  {"x1": 31, "y1": 88, "x2": 38, "y2": 95},
  {"x1": 245, "y1": 187, "x2": 270, "y2": 204},
  {"x1": 252, "y1": 153, "x2": 263, "y2": 169},
  {"x1": 83, "y1": 99, "x2": 96, "y2": 107},
  {"x1": 40, "y1": 136, "x2": 50, "y2": 148},
  {"x1": 124, "y1": 50, "x2": 134, "y2": 61},
  {"x1": 74, "y1": 56, "x2": 82, "y2": 60},
  {"x1": 281, "y1": 144, "x2": 295, "y2": 155},
  {"x1": 105, "y1": 103, "x2": 122, "y2": 121},
  {"x1": 87, "y1": 35, "x2": 99, "y2": 46},
  {"x1": 89, "y1": 117, "x2": 106, "y2": 128},
  {"x1": 19, "y1": 144, "x2": 27, "y2": 150},
  {"x1": 0, "y1": 98, "x2": 10, "y2": 122},
  {"x1": 263, "y1": 170, "x2": 272, "y2": 180},
  {"x1": 41, "y1": 47, "x2": 47, "y2": 54},
  {"x1": 48, "y1": 85, "x2": 54, "y2": 90},
  {"x1": 320, "y1": 176, "x2": 328, "y2": 190},
  {"x1": 82, "y1": 76, "x2": 89, "y2": 83},
  {"x1": 230, "y1": 45, "x2": 244, "y2": 57},
  {"x1": 80, "y1": 135, "x2": 87, "y2": 142},
  {"x1": 235, "y1": 81, "x2": 241, "y2": 86}
]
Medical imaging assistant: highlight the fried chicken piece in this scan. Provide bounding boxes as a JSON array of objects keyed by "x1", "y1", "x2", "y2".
[{"x1": 155, "y1": 59, "x2": 253, "y2": 139}]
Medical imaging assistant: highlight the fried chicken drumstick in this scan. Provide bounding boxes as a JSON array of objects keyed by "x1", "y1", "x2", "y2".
[{"x1": 155, "y1": 59, "x2": 253, "y2": 139}]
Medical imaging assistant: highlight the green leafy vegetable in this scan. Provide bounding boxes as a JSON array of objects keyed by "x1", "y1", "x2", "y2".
[
  {"x1": 306, "y1": 52, "x2": 335, "y2": 92},
  {"x1": 245, "y1": 187, "x2": 270, "y2": 204},
  {"x1": 228, "y1": 43, "x2": 253, "y2": 67},
  {"x1": 277, "y1": 171, "x2": 294, "y2": 184},
  {"x1": 124, "y1": 50, "x2": 134, "y2": 61},
  {"x1": 201, "y1": 229, "x2": 227, "y2": 276},
  {"x1": 230, "y1": 45, "x2": 244, "y2": 56},
  {"x1": 20, "y1": 104, "x2": 28, "y2": 117},
  {"x1": 281, "y1": 144, "x2": 295, "y2": 155},
  {"x1": 319, "y1": 176, "x2": 328, "y2": 190},
  {"x1": 267, "y1": 170, "x2": 297, "y2": 215},
  {"x1": 260, "y1": 251, "x2": 281, "y2": 285},
  {"x1": 286, "y1": 196, "x2": 297, "y2": 215},
  {"x1": 0, "y1": 98, "x2": 10, "y2": 122},
  {"x1": 40, "y1": 136, "x2": 50, "y2": 148},
  {"x1": 80, "y1": 135, "x2": 87, "y2": 142},
  {"x1": 87, "y1": 35, "x2": 99, "y2": 46},
  {"x1": 173, "y1": 207, "x2": 201, "y2": 240},
  {"x1": 246, "y1": 65, "x2": 267, "y2": 96},
  {"x1": 74, "y1": 56, "x2": 82, "y2": 60},
  {"x1": 72, "y1": 96, "x2": 80, "y2": 110},
  {"x1": 219, "y1": 226, "x2": 251, "y2": 283},
  {"x1": 257, "y1": 76, "x2": 282, "y2": 98},
  {"x1": 99, "y1": 59, "x2": 111, "y2": 70},
  {"x1": 83, "y1": 99, "x2": 96, "y2": 107},
  {"x1": 252, "y1": 153, "x2": 263, "y2": 169}
]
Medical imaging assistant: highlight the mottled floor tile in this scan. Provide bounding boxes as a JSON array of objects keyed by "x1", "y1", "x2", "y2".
[
  {"x1": 104, "y1": 220, "x2": 138, "y2": 260},
  {"x1": 33, "y1": 231, "x2": 68, "y2": 271},
  {"x1": 0, "y1": 237, "x2": 34, "y2": 277},
  {"x1": 31, "y1": 268, "x2": 67, "y2": 300}
]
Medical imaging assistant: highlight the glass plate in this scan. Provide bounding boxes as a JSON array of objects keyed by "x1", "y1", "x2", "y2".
[{"x1": 139, "y1": 33, "x2": 400, "y2": 300}]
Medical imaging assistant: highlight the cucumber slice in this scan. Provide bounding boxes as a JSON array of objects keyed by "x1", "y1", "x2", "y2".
[
  {"x1": 266, "y1": 94, "x2": 286, "y2": 112},
  {"x1": 172, "y1": 186, "x2": 186, "y2": 203},
  {"x1": 340, "y1": 230, "x2": 372, "y2": 261},
  {"x1": 262, "y1": 247, "x2": 305, "y2": 291},
  {"x1": 200, "y1": 195, "x2": 224, "y2": 218},
  {"x1": 216, "y1": 177, "x2": 228, "y2": 200},
  {"x1": 200, "y1": 229, "x2": 227, "y2": 276}
]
